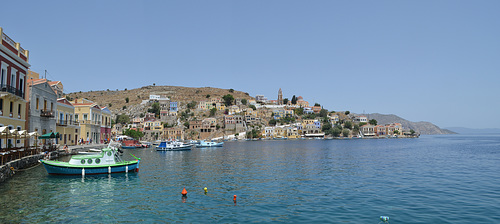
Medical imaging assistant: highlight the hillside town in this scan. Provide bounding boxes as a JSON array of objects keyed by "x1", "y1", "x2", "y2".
[
  {"x1": 110, "y1": 88, "x2": 417, "y2": 143},
  {"x1": 0, "y1": 27, "x2": 417, "y2": 156}
]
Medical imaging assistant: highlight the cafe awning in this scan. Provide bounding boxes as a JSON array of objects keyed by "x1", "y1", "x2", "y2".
[{"x1": 38, "y1": 132, "x2": 60, "y2": 139}]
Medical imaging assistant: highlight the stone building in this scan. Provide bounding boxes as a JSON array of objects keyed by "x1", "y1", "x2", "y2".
[{"x1": 27, "y1": 78, "x2": 57, "y2": 144}]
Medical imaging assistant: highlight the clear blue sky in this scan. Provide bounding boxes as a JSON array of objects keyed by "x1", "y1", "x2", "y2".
[{"x1": 2, "y1": 1, "x2": 499, "y2": 129}]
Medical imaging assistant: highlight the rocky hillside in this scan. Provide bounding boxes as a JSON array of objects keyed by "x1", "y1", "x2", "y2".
[
  {"x1": 359, "y1": 113, "x2": 456, "y2": 135},
  {"x1": 65, "y1": 85, "x2": 254, "y2": 118}
]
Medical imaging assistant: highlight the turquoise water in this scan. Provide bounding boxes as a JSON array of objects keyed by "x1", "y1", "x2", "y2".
[{"x1": 1, "y1": 135, "x2": 499, "y2": 223}]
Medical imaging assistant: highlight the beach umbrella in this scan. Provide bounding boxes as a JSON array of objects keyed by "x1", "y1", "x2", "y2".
[
  {"x1": 29, "y1": 132, "x2": 40, "y2": 154},
  {"x1": 9, "y1": 129, "x2": 20, "y2": 158},
  {"x1": 0, "y1": 127, "x2": 9, "y2": 164},
  {"x1": 0, "y1": 127, "x2": 11, "y2": 150},
  {"x1": 9, "y1": 129, "x2": 19, "y2": 148},
  {"x1": 18, "y1": 130, "x2": 29, "y2": 156},
  {"x1": 0, "y1": 127, "x2": 8, "y2": 147}
]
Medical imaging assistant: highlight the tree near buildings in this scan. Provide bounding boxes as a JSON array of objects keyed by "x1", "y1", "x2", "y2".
[
  {"x1": 148, "y1": 102, "x2": 160, "y2": 117},
  {"x1": 223, "y1": 94, "x2": 234, "y2": 106},
  {"x1": 187, "y1": 101, "x2": 197, "y2": 109},
  {"x1": 345, "y1": 111, "x2": 350, "y2": 115},
  {"x1": 322, "y1": 122, "x2": 332, "y2": 132},
  {"x1": 369, "y1": 119, "x2": 378, "y2": 125},
  {"x1": 342, "y1": 129, "x2": 350, "y2": 137},
  {"x1": 344, "y1": 121, "x2": 353, "y2": 130},
  {"x1": 319, "y1": 109, "x2": 328, "y2": 118},
  {"x1": 241, "y1": 99, "x2": 247, "y2": 105},
  {"x1": 291, "y1": 95, "x2": 297, "y2": 105},
  {"x1": 125, "y1": 97, "x2": 129, "y2": 103},
  {"x1": 269, "y1": 119, "x2": 277, "y2": 126},
  {"x1": 294, "y1": 107, "x2": 304, "y2": 116},
  {"x1": 249, "y1": 105, "x2": 257, "y2": 110},
  {"x1": 331, "y1": 127, "x2": 342, "y2": 137},
  {"x1": 210, "y1": 108, "x2": 217, "y2": 117},
  {"x1": 124, "y1": 129, "x2": 144, "y2": 139},
  {"x1": 283, "y1": 98, "x2": 289, "y2": 105}
]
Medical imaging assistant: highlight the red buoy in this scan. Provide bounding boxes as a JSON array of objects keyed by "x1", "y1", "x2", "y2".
[
  {"x1": 233, "y1": 195, "x2": 237, "y2": 201},
  {"x1": 182, "y1": 187, "x2": 187, "y2": 196}
]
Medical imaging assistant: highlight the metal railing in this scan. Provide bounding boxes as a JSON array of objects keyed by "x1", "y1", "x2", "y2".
[
  {"x1": 56, "y1": 120, "x2": 68, "y2": 126},
  {"x1": 1, "y1": 32, "x2": 16, "y2": 47},
  {"x1": 0, "y1": 84, "x2": 24, "y2": 98},
  {"x1": 40, "y1": 109, "x2": 54, "y2": 117}
]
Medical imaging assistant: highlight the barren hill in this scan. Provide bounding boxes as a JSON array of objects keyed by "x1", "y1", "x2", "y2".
[{"x1": 66, "y1": 85, "x2": 254, "y2": 118}]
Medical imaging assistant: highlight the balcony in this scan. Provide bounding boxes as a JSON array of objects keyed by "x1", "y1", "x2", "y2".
[
  {"x1": 40, "y1": 109, "x2": 54, "y2": 117},
  {"x1": 56, "y1": 120, "x2": 68, "y2": 126},
  {"x1": 0, "y1": 84, "x2": 24, "y2": 98}
]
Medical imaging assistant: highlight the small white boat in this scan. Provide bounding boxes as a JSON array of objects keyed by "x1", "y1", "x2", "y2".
[
  {"x1": 156, "y1": 141, "x2": 192, "y2": 151},
  {"x1": 196, "y1": 140, "x2": 223, "y2": 148}
]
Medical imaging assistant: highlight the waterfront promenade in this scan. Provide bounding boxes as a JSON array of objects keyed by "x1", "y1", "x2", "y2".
[{"x1": 0, "y1": 144, "x2": 107, "y2": 183}]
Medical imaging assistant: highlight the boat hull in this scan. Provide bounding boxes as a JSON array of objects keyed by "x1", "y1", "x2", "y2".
[
  {"x1": 41, "y1": 160, "x2": 140, "y2": 175},
  {"x1": 156, "y1": 146, "x2": 192, "y2": 151},
  {"x1": 121, "y1": 146, "x2": 136, "y2": 149},
  {"x1": 196, "y1": 143, "x2": 223, "y2": 148}
]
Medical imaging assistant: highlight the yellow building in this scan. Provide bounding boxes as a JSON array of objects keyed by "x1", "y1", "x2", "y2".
[
  {"x1": 71, "y1": 98, "x2": 102, "y2": 143},
  {"x1": 216, "y1": 102, "x2": 225, "y2": 111},
  {"x1": 286, "y1": 126, "x2": 300, "y2": 139},
  {"x1": 163, "y1": 127, "x2": 184, "y2": 140},
  {"x1": 0, "y1": 27, "x2": 30, "y2": 148},
  {"x1": 56, "y1": 98, "x2": 80, "y2": 146}
]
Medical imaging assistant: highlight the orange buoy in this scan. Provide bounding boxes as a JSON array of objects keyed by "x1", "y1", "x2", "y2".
[
  {"x1": 233, "y1": 195, "x2": 237, "y2": 201},
  {"x1": 181, "y1": 187, "x2": 187, "y2": 196}
]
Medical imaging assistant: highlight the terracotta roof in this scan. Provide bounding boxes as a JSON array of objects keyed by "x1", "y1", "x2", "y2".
[
  {"x1": 27, "y1": 78, "x2": 47, "y2": 86},
  {"x1": 48, "y1": 81, "x2": 61, "y2": 85},
  {"x1": 57, "y1": 98, "x2": 74, "y2": 106}
]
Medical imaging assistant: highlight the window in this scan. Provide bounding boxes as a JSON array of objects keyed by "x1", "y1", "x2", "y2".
[
  {"x1": 0, "y1": 99, "x2": 3, "y2": 112},
  {"x1": 18, "y1": 104, "x2": 21, "y2": 115},
  {"x1": 75, "y1": 114, "x2": 79, "y2": 121},
  {"x1": 19, "y1": 74, "x2": 24, "y2": 94},
  {"x1": 36, "y1": 98, "x2": 39, "y2": 110},
  {"x1": 10, "y1": 101, "x2": 13, "y2": 113},
  {"x1": 44, "y1": 100, "x2": 47, "y2": 110},
  {"x1": 83, "y1": 114, "x2": 88, "y2": 120},
  {"x1": 10, "y1": 68, "x2": 17, "y2": 88},
  {"x1": 0, "y1": 68, "x2": 5, "y2": 86}
]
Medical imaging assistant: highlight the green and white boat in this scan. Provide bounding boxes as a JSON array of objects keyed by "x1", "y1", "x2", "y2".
[{"x1": 40, "y1": 142, "x2": 140, "y2": 176}]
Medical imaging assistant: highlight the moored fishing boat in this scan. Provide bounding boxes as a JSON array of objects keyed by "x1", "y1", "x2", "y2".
[
  {"x1": 40, "y1": 142, "x2": 140, "y2": 175},
  {"x1": 156, "y1": 141, "x2": 192, "y2": 151},
  {"x1": 196, "y1": 140, "x2": 223, "y2": 148}
]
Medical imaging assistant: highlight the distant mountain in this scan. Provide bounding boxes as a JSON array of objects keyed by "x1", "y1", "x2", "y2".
[
  {"x1": 358, "y1": 113, "x2": 456, "y2": 135},
  {"x1": 445, "y1": 127, "x2": 500, "y2": 134}
]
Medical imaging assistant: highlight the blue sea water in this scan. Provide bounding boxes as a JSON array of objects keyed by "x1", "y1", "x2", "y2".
[{"x1": 0, "y1": 135, "x2": 499, "y2": 223}]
